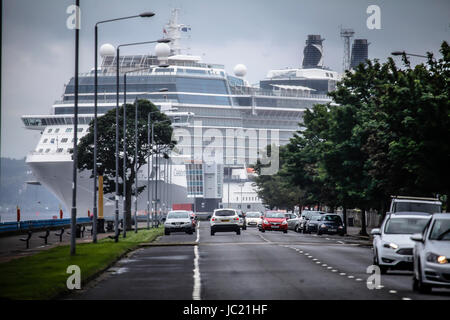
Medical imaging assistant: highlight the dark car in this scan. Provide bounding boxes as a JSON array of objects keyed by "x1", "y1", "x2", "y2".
[
  {"x1": 304, "y1": 215, "x2": 322, "y2": 234},
  {"x1": 317, "y1": 214, "x2": 345, "y2": 235},
  {"x1": 300, "y1": 211, "x2": 327, "y2": 233}
]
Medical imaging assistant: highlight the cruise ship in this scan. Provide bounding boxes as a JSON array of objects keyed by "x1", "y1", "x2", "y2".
[{"x1": 21, "y1": 10, "x2": 338, "y2": 216}]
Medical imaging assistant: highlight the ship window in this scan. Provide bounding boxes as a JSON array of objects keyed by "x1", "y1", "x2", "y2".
[
  {"x1": 47, "y1": 129, "x2": 52, "y2": 133},
  {"x1": 45, "y1": 149, "x2": 50, "y2": 153},
  {"x1": 38, "y1": 149, "x2": 43, "y2": 153},
  {"x1": 55, "y1": 128, "x2": 60, "y2": 133},
  {"x1": 78, "y1": 128, "x2": 83, "y2": 132},
  {"x1": 61, "y1": 138, "x2": 68, "y2": 143},
  {"x1": 43, "y1": 139, "x2": 48, "y2": 143},
  {"x1": 66, "y1": 128, "x2": 73, "y2": 133},
  {"x1": 56, "y1": 148, "x2": 64, "y2": 153},
  {"x1": 50, "y1": 138, "x2": 55, "y2": 144}
]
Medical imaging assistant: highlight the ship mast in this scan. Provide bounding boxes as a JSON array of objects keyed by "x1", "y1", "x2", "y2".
[{"x1": 165, "y1": 8, "x2": 190, "y2": 55}]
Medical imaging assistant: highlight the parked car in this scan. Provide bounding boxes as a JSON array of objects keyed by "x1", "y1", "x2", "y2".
[
  {"x1": 371, "y1": 212, "x2": 432, "y2": 274},
  {"x1": 304, "y1": 215, "x2": 322, "y2": 234},
  {"x1": 164, "y1": 210, "x2": 196, "y2": 235},
  {"x1": 411, "y1": 213, "x2": 450, "y2": 293},
  {"x1": 286, "y1": 213, "x2": 302, "y2": 232},
  {"x1": 245, "y1": 211, "x2": 262, "y2": 227},
  {"x1": 210, "y1": 208, "x2": 241, "y2": 236},
  {"x1": 317, "y1": 214, "x2": 345, "y2": 235},
  {"x1": 236, "y1": 210, "x2": 247, "y2": 230},
  {"x1": 299, "y1": 211, "x2": 327, "y2": 233},
  {"x1": 259, "y1": 211, "x2": 288, "y2": 233},
  {"x1": 389, "y1": 196, "x2": 442, "y2": 214}
]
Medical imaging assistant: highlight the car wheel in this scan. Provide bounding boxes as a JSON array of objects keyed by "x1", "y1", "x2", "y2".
[
  {"x1": 164, "y1": 230, "x2": 170, "y2": 236},
  {"x1": 210, "y1": 230, "x2": 215, "y2": 236},
  {"x1": 260, "y1": 229, "x2": 265, "y2": 233},
  {"x1": 236, "y1": 229, "x2": 241, "y2": 235},
  {"x1": 317, "y1": 229, "x2": 322, "y2": 235},
  {"x1": 374, "y1": 250, "x2": 388, "y2": 274},
  {"x1": 283, "y1": 230, "x2": 288, "y2": 234},
  {"x1": 243, "y1": 225, "x2": 247, "y2": 230},
  {"x1": 415, "y1": 260, "x2": 432, "y2": 294}
]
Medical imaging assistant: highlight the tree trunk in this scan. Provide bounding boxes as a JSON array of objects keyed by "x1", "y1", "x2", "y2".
[
  {"x1": 126, "y1": 183, "x2": 133, "y2": 231},
  {"x1": 343, "y1": 206, "x2": 347, "y2": 234},
  {"x1": 359, "y1": 208, "x2": 368, "y2": 236}
]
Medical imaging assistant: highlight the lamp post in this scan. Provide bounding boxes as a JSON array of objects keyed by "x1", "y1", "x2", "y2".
[
  {"x1": 391, "y1": 51, "x2": 427, "y2": 58},
  {"x1": 151, "y1": 119, "x2": 172, "y2": 225},
  {"x1": 93, "y1": 11, "x2": 155, "y2": 243},
  {"x1": 115, "y1": 39, "x2": 170, "y2": 240},
  {"x1": 70, "y1": 0, "x2": 80, "y2": 255}
]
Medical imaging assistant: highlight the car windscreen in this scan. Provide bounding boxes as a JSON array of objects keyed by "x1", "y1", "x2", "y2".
[
  {"x1": 310, "y1": 215, "x2": 321, "y2": 221},
  {"x1": 394, "y1": 202, "x2": 441, "y2": 214},
  {"x1": 323, "y1": 215, "x2": 342, "y2": 223},
  {"x1": 265, "y1": 212, "x2": 285, "y2": 218},
  {"x1": 384, "y1": 217, "x2": 429, "y2": 234},
  {"x1": 429, "y1": 219, "x2": 450, "y2": 240},
  {"x1": 246, "y1": 212, "x2": 261, "y2": 217},
  {"x1": 167, "y1": 212, "x2": 190, "y2": 219},
  {"x1": 215, "y1": 210, "x2": 235, "y2": 216}
]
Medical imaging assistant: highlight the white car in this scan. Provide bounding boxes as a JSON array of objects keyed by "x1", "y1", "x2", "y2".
[
  {"x1": 245, "y1": 211, "x2": 262, "y2": 227},
  {"x1": 372, "y1": 212, "x2": 431, "y2": 274},
  {"x1": 164, "y1": 210, "x2": 195, "y2": 235},
  {"x1": 411, "y1": 213, "x2": 450, "y2": 293},
  {"x1": 210, "y1": 208, "x2": 241, "y2": 236}
]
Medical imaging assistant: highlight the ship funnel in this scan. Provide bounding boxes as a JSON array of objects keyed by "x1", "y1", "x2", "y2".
[{"x1": 302, "y1": 35, "x2": 324, "y2": 69}]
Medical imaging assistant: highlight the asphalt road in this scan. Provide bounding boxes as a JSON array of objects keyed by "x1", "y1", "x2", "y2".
[{"x1": 71, "y1": 222, "x2": 450, "y2": 300}]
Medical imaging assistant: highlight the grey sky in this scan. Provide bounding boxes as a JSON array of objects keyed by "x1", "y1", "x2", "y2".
[{"x1": 1, "y1": 0, "x2": 449, "y2": 159}]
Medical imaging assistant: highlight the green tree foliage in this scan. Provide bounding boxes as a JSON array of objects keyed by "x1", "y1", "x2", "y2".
[
  {"x1": 76, "y1": 100, "x2": 175, "y2": 225},
  {"x1": 254, "y1": 41, "x2": 449, "y2": 231}
]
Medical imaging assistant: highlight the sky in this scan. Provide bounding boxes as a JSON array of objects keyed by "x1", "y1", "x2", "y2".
[{"x1": 1, "y1": 0, "x2": 449, "y2": 159}]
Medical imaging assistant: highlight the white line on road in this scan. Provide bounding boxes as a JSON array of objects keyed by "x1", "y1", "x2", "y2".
[
  {"x1": 193, "y1": 245, "x2": 201, "y2": 300},
  {"x1": 196, "y1": 221, "x2": 200, "y2": 243},
  {"x1": 389, "y1": 290, "x2": 397, "y2": 294},
  {"x1": 402, "y1": 297, "x2": 412, "y2": 300}
]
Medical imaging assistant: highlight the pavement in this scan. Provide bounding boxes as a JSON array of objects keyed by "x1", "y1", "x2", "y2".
[
  {"x1": 69, "y1": 222, "x2": 450, "y2": 300},
  {"x1": 0, "y1": 222, "x2": 154, "y2": 263}
]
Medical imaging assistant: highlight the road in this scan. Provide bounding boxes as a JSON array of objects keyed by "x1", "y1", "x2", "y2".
[{"x1": 72, "y1": 222, "x2": 450, "y2": 300}]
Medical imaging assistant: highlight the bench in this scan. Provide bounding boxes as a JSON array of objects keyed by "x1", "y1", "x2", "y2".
[
  {"x1": 55, "y1": 228, "x2": 65, "y2": 242},
  {"x1": 38, "y1": 229, "x2": 50, "y2": 245},
  {"x1": 20, "y1": 231, "x2": 32, "y2": 249}
]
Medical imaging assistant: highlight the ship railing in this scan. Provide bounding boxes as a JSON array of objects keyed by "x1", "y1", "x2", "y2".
[{"x1": 229, "y1": 85, "x2": 330, "y2": 100}]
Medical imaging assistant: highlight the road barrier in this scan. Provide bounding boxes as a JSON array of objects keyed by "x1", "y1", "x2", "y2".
[{"x1": 0, "y1": 218, "x2": 91, "y2": 233}]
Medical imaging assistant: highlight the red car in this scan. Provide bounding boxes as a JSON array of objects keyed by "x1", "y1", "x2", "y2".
[{"x1": 259, "y1": 211, "x2": 288, "y2": 233}]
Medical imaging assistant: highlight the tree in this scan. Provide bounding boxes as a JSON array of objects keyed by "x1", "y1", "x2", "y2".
[{"x1": 76, "y1": 99, "x2": 176, "y2": 228}]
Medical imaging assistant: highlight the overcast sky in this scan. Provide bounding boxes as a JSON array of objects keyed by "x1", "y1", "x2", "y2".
[{"x1": 1, "y1": 0, "x2": 449, "y2": 159}]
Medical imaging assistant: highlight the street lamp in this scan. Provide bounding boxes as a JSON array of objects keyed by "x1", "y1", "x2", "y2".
[
  {"x1": 391, "y1": 51, "x2": 427, "y2": 58},
  {"x1": 93, "y1": 11, "x2": 155, "y2": 243},
  {"x1": 70, "y1": 0, "x2": 80, "y2": 255},
  {"x1": 115, "y1": 38, "x2": 170, "y2": 240},
  {"x1": 151, "y1": 119, "x2": 172, "y2": 225}
]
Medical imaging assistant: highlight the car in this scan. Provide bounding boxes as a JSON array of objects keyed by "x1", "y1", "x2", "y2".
[
  {"x1": 259, "y1": 211, "x2": 288, "y2": 233},
  {"x1": 371, "y1": 212, "x2": 432, "y2": 274},
  {"x1": 210, "y1": 208, "x2": 241, "y2": 236},
  {"x1": 389, "y1": 196, "x2": 442, "y2": 214},
  {"x1": 286, "y1": 213, "x2": 302, "y2": 232},
  {"x1": 304, "y1": 215, "x2": 322, "y2": 234},
  {"x1": 317, "y1": 214, "x2": 345, "y2": 235},
  {"x1": 299, "y1": 211, "x2": 327, "y2": 233},
  {"x1": 411, "y1": 213, "x2": 450, "y2": 293},
  {"x1": 236, "y1": 210, "x2": 247, "y2": 230},
  {"x1": 164, "y1": 210, "x2": 196, "y2": 235},
  {"x1": 245, "y1": 211, "x2": 262, "y2": 227}
]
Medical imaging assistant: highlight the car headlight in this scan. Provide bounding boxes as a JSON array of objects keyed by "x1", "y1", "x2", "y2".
[
  {"x1": 282, "y1": 220, "x2": 287, "y2": 225},
  {"x1": 320, "y1": 224, "x2": 326, "y2": 228},
  {"x1": 427, "y1": 253, "x2": 448, "y2": 264},
  {"x1": 264, "y1": 220, "x2": 269, "y2": 224},
  {"x1": 383, "y1": 242, "x2": 399, "y2": 250}
]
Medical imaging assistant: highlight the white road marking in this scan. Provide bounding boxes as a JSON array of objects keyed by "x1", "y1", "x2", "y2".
[
  {"x1": 348, "y1": 275, "x2": 355, "y2": 279},
  {"x1": 356, "y1": 278, "x2": 363, "y2": 281},
  {"x1": 402, "y1": 297, "x2": 412, "y2": 300},
  {"x1": 196, "y1": 221, "x2": 200, "y2": 243},
  {"x1": 340, "y1": 273, "x2": 346, "y2": 276},
  {"x1": 389, "y1": 290, "x2": 397, "y2": 294},
  {"x1": 337, "y1": 241, "x2": 345, "y2": 244},
  {"x1": 193, "y1": 245, "x2": 201, "y2": 300}
]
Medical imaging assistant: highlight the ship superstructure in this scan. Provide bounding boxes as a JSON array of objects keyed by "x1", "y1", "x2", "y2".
[{"x1": 21, "y1": 10, "x2": 337, "y2": 215}]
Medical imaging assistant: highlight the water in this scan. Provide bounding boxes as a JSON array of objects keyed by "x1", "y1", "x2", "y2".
[{"x1": 0, "y1": 211, "x2": 66, "y2": 223}]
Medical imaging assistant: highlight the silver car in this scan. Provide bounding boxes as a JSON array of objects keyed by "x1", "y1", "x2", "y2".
[
  {"x1": 371, "y1": 212, "x2": 431, "y2": 274},
  {"x1": 411, "y1": 213, "x2": 450, "y2": 293},
  {"x1": 164, "y1": 210, "x2": 195, "y2": 235}
]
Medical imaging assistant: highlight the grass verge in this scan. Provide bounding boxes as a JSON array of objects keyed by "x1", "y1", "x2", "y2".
[{"x1": 0, "y1": 227, "x2": 163, "y2": 300}]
